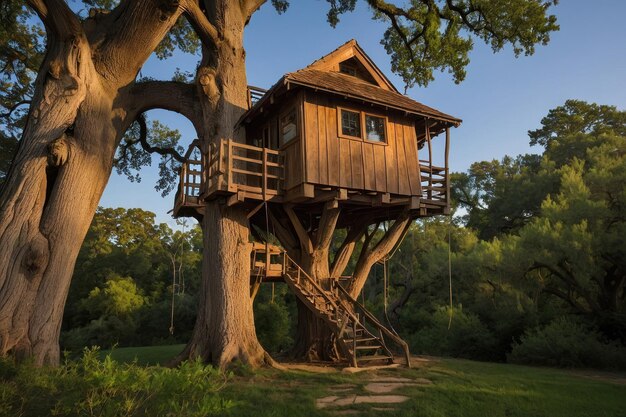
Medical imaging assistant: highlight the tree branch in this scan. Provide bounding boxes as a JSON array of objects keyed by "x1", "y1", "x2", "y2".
[
  {"x1": 26, "y1": 0, "x2": 81, "y2": 40},
  {"x1": 124, "y1": 114, "x2": 185, "y2": 163},
  {"x1": 330, "y1": 219, "x2": 368, "y2": 278},
  {"x1": 285, "y1": 205, "x2": 313, "y2": 255},
  {"x1": 315, "y1": 201, "x2": 340, "y2": 251},
  {"x1": 1, "y1": 101, "x2": 31, "y2": 119},
  {"x1": 127, "y1": 80, "x2": 203, "y2": 134},
  {"x1": 182, "y1": 0, "x2": 220, "y2": 49},
  {"x1": 241, "y1": 0, "x2": 266, "y2": 23},
  {"x1": 92, "y1": 0, "x2": 185, "y2": 86},
  {"x1": 268, "y1": 207, "x2": 298, "y2": 254},
  {"x1": 348, "y1": 210, "x2": 411, "y2": 297}
]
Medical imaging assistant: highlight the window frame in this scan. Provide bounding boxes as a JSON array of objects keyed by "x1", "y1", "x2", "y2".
[
  {"x1": 338, "y1": 108, "x2": 362, "y2": 140},
  {"x1": 337, "y1": 106, "x2": 388, "y2": 145},
  {"x1": 279, "y1": 107, "x2": 298, "y2": 146}
]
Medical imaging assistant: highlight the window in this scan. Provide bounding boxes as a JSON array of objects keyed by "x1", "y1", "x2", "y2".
[
  {"x1": 341, "y1": 109, "x2": 361, "y2": 138},
  {"x1": 339, "y1": 62, "x2": 357, "y2": 77},
  {"x1": 339, "y1": 107, "x2": 387, "y2": 143},
  {"x1": 280, "y1": 109, "x2": 297, "y2": 144},
  {"x1": 365, "y1": 115, "x2": 386, "y2": 142}
]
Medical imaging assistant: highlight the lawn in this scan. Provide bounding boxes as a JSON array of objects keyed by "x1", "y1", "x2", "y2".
[{"x1": 3, "y1": 345, "x2": 625, "y2": 417}]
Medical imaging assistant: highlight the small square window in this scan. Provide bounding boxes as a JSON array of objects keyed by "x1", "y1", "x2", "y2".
[
  {"x1": 341, "y1": 109, "x2": 361, "y2": 138},
  {"x1": 365, "y1": 115, "x2": 386, "y2": 142},
  {"x1": 339, "y1": 62, "x2": 357, "y2": 77},
  {"x1": 281, "y1": 110, "x2": 297, "y2": 144}
]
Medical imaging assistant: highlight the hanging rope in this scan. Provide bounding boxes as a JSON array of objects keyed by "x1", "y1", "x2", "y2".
[
  {"x1": 169, "y1": 220, "x2": 188, "y2": 335},
  {"x1": 169, "y1": 253, "x2": 176, "y2": 335},
  {"x1": 447, "y1": 214, "x2": 454, "y2": 330}
]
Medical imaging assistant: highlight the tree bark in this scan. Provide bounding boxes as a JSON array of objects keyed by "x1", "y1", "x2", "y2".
[
  {"x1": 174, "y1": 1, "x2": 270, "y2": 369},
  {"x1": 0, "y1": 0, "x2": 183, "y2": 365}
]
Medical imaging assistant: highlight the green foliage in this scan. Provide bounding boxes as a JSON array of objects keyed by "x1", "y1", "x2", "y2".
[
  {"x1": 82, "y1": 275, "x2": 147, "y2": 317},
  {"x1": 0, "y1": 348, "x2": 231, "y2": 417},
  {"x1": 374, "y1": 0, "x2": 559, "y2": 87},
  {"x1": 408, "y1": 306, "x2": 499, "y2": 360},
  {"x1": 62, "y1": 208, "x2": 202, "y2": 351},
  {"x1": 253, "y1": 285, "x2": 295, "y2": 354},
  {"x1": 115, "y1": 119, "x2": 185, "y2": 197},
  {"x1": 509, "y1": 317, "x2": 626, "y2": 370},
  {"x1": 257, "y1": 0, "x2": 559, "y2": 88}
]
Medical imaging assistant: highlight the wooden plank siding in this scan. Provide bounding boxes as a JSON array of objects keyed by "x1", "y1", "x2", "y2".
[{"x1": 302, "y1": 94, "x2": 421, "y2": 197}]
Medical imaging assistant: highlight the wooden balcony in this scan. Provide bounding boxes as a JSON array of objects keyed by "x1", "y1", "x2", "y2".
[
  {"x1": 203, "y1": 139, "x2": 284, "y2": 204},
  {"x1": 172, "y1": 141, "x2": 204, "y2": 220},
  {"x1": 174, "y1": 139, "x2": 450, "y2": 218}
]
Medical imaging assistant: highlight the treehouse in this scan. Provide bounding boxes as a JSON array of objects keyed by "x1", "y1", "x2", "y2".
[
  {"x1": 172, "y1": 40, "x2": 461, "y2": 367},
  {"x1": 174, "y1": 39, "x2": 461, "y2": 221}
]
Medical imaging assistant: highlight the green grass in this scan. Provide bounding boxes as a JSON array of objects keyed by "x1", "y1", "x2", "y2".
[
  {"x1": 219, "y1": 359, "x2": 626, "y2": 417},
  {"x1": 20, "y1": 345, "x2": 626, "y2": 417},
  {"x1": 99, "y1": 344, "x2": 185, "y2": 365}
]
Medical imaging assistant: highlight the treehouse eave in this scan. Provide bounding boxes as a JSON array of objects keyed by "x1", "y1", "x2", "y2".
[{"x1": 238, "y1": 72, "x2": 461, "y2": 129}]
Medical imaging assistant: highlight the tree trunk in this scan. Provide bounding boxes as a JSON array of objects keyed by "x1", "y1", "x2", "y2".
[
  {"x1": 292, "y1": 248, "x2": 340, "y2": 361},
  {"x1": 176, "y1": 1, "x2": 269, "y2": 369},
  {"x1": 0, "y1": 0, "x2": 184, "y2": 365}
]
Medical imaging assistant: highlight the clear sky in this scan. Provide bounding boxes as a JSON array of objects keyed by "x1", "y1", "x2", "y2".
[{"x1": 100, "y1": 0, "x2": 626, "y2": 227}]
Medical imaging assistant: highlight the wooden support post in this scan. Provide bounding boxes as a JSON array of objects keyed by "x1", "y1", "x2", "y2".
[
  {"x1": 425, "y1": 122, "x2": 433, "y2": 201},
  {"x1": 227, "y1": 138, "x2": 235, "y2": 192},
  {"x1": 445, "y1": 127, "x2": 451, "y2": 206}
]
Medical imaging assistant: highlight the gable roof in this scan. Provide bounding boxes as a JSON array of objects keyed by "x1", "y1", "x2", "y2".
[
  {"x1": 285, "y1": 69, "x2": 461, "y2": 124},
  {"x1": 305, "y1": 39, "x2": 398, "y2": 92},
  {"x1": 239, "y1": 40, "x2": 461, "y2": 127}
]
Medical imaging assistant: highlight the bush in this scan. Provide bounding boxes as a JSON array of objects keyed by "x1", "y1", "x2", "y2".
[
  {"x1": 408, "y1": 305, "x2": 499, "y2": 361},
  {"x1": 508, "y1": 316, "x2": 626, "y2": 370},
  {"x1": 0, "y1": 348, "x2": 232, "y2": 417}
]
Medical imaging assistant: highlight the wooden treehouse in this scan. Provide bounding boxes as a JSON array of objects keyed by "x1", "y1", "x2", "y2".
[{"x1": 173, "y1": 40, "x2": 461, "y2": 367}]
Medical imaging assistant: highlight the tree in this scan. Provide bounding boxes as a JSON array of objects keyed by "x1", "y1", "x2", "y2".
[
  {"x1": 0, "y1": 0, "x2": 559, "y2": 367},
  {"x1": 451, "y1": 153, "x2": 556, "y2": 239},
  {"x1": 471, "y1": 101, "x2": 626, "y2": 342}
]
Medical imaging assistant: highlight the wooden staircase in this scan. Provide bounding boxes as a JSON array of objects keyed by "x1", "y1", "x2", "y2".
[{"x1": 279, "y1": 252, "x2": 411, "y2": 368}]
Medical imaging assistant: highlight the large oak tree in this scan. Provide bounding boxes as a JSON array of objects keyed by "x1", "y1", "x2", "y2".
[{"x1": 0, "y1": 0, "x2": 558, "y2": 367}]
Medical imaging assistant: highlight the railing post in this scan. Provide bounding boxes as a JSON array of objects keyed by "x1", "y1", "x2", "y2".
[
  {"x1": 445, "y1": 127, "x2": 450, "y2": 206},
  {"x1": 425, "y1": 122, "x2": 433, "y2": 201},
  {"x1": 262, "y1": 147, "x2": 268, "y2": 200},
  {"x1": 227, "y1": 139, "x2": 233, "y2": 192},
  {"x1": 352, "y1": 318, "x2": 357, "y2": 362}
]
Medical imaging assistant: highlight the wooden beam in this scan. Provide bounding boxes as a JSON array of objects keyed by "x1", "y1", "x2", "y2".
[
  {"x1": 285, "y1": 204, "x2": 314, "y2": 255},
  {"x1": 284, "y1": 183, "x2": 315, "y2": 203},
  {"x1": 227, "y1": 190, "x2": 246, "y2": 207}
]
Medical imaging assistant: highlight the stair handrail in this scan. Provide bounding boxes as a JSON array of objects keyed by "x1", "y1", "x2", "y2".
[
  {"x1": 282, "y1": 253, "x2": 341, "y2": 314},
  {"x1": 332, "y1": 281, "x2": 411, "y2": 367}
]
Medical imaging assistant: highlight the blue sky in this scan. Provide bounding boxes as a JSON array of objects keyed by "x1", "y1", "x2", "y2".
[{"x1": 100, "y1": 0, "x2": 626, "y2": 227}]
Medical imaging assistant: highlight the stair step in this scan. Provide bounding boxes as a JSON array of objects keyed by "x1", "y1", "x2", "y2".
[
  {"x1": 343, "y1": 336, "x2": 377, "y2": 343},
  {"x1": 355, "y1": 344, "x2": 383, "y2": 350},
  {"x1": 356, "y1": 354, "x2": 393, "y2": 362}
]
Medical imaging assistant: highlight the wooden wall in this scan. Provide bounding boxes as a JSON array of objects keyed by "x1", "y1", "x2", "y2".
[
  {"x1": 302, "y1": 93, "x2": 421, "y2": 196},
  {"x1": 246, "y1": 92, "x2": 305, "y2": 191}
]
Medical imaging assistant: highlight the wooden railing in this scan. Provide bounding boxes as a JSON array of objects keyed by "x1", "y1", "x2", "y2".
[
  {"x1": 419, "y1": 162, "x2": 448, "y2": 205},
  {"x1": 281, "y1": 252, "x2": 405, "y2": 367},
  {"x1": 205, "y1": 139, "x2": 284, "y2": 200},
  {"x1": 419, "y1": 126, "x2": 450, "y2": 207},
  {"x1": 247, "y1": 85, "x2": 267, "y2": 109},
  {"x1": 174, "y1": 141, "x2": 203, "y2": 212},
  {"x1": 331, "y1": 280, "x2": 411, "y2": 368}
]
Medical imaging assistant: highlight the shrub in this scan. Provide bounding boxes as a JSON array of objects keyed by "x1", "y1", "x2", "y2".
[
  {"x1": 408, "y1": 305, "x2": 499, "y2": 361},
  {"x1": 508, "y1": 316, "x2": 626, "y2": 370},
  {"x1": 0, "y1": 348, "x2": 232, "y2": 417}
]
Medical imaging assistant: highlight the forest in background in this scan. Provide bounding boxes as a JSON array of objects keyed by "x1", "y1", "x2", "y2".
[{"x1": 60, "y1": 100, "x2": 626, "y2": 370}]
